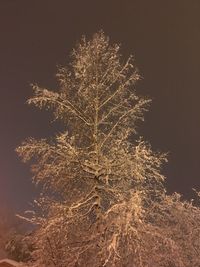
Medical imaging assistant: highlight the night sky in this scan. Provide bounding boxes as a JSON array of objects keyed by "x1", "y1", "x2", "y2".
[{"x1": 1, "y1": 0, "x2": 200, "y2": 212}]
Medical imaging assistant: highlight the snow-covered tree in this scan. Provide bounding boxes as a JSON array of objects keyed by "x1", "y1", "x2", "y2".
[
  {"x1": 0, "y1": 208, "x2": 28, "y2": 261},
  {"x1": 5, "y1": 232, "x2": 33, "y2": 262},
  {"x1": 17, "y1": 32, "x2": 200, "y2": 267},
  {"x1": 0, "y1": 209, "x2": 12, "y2": 259}
]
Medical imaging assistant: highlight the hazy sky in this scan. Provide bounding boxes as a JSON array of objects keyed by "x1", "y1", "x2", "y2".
[{"x1": 0, "y1": 0, "x2": 200, "y2": 211}]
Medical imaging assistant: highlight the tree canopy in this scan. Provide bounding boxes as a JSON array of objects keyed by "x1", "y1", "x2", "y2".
[{"x1": 17, "y1": 32, "x2": 200, "y2": 267}]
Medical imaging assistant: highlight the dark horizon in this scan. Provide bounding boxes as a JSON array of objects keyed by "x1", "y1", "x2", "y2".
[{"x1": 1, "y1": 0, "x2": 200, "y2": 212}]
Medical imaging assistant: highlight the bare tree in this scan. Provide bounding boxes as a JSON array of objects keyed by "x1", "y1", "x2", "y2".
[{"x1": 17, "y1": 32, "x2": 200, "y2": 267}]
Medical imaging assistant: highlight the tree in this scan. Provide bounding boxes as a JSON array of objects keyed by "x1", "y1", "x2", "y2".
[
  {"x1": 0, "y1": 208, "x2": 12, "y2": 259},
  {"x1": 5, "y1": 232, "x2": 33, "y2": 262},
  {"x1": 0, "y1": 207, "x2": 30, "y2": 261},
  {"x1": 17, "y1": 32, "x2": 200, "y2": 267}
]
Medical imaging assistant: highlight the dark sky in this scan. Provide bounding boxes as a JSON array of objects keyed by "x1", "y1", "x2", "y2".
[{"x1": 0, "y1": 0, "x2": 200, "y2": 212}]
